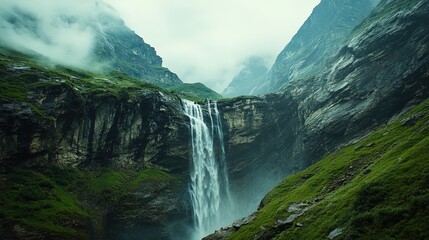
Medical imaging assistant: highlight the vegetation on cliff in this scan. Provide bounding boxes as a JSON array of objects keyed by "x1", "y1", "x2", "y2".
[
  {"x1": 0, "y1": 167, "x2": 180, "y2": 239},
  {"x1": 0, "y1": 47, "x2": 219, "y2": 104},
  {"x1": 226, "y1": 99, "x2": 429, "y2": 239},
  {"x1": 168, "y1": 83, "x2": 223, "y2": 102}
]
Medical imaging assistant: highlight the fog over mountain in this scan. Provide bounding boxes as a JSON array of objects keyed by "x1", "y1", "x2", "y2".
[
  {"x1": 0, "y1": 0, "x2": 182, "y2": 87},
  {"x1": 0, "y1": 0, "x2": 113, "y2": 69},
  {"x1": 104, "y1": 0, "x2": 321, "y2": 92}
]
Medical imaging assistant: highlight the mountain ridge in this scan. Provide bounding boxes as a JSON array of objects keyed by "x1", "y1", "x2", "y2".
[
  {"x1": 226, "y1": 0, "x2": 380, "y2": 96},
  {"x1": 0, "y1": 0, "x2": 182, "y2": 88}
]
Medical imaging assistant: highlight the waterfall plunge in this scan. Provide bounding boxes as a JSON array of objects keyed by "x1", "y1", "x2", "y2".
[{"x1": 182, "y1": 100, "x2": 232, "y2": 239}]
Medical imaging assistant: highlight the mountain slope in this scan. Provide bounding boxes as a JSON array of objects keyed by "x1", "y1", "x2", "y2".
[
  {"x1": 0, "y1": 0, "x2": 181, "y2": 87},
  {"x1": 222, "y1": 56, "x2": 268, "y2": 98},
  {"x1": 207, "y1": 97, "x2": 429, "y2": 240},
  {"x1": 92, "y1": 5, "x2": 182, "y2": 87},
  {"x1": 251, "y1": 0, "x2": 379, "y2": 95},
  {"x1": 0, "y1": 47, "x2": 195, "y2": 239},
  {"x1": 168, "y1": 83, "x2": 223, "y2": 101},
  {"x1": 216, "y1": 0, "x2": 429, "y2": 221}
]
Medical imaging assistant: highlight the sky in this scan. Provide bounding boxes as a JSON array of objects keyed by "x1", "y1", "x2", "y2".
[{"x1": 104, "y1": 0, "x2": 320, "y2": 92}]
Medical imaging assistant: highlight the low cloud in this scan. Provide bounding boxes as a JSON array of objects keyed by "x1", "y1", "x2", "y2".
[
  {"x1": 0, "y1": 0, "x2": 321, "y2": 92},
  {"x1": 0, "y1": 0, "x2": 115, "y2": 69},
  {"x1": 105, "y1": 0, "x2": 320, "y2": 92}
]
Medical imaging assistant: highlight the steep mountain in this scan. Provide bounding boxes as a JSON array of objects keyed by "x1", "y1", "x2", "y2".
[
  {"x1": 92, "y1": 5, "x2": 182, "y2": 87},
  {"x1": 251, "y1": 0, "x2": 380, "y2": 95},
  {"x1": 0, "y1": 0, "x2": 181, "y2": 87},
  {"x1": 216, "y1": 0, "x2": 429, "y2": 220},
  {"x1": 222, "y1": 57, "x2": 268, "y2": 98},
  {"x1": 206, "y1": 98, "x2": 429, "y2": 240},
  {"x1": 0, "y1": 48, "x2": 193, "y2": 239}
]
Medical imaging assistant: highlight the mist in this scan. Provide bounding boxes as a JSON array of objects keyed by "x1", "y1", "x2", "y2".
[
  {"x1": 0, "y1": 0, "x2": 116, "y2": 70},
  {"x1": 105, "y1": 0, "x2": 321, "y2": 92}
]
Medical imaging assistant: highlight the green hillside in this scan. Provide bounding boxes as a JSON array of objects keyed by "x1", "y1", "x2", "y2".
[
  {"x1": 0, "y1": 47, "x2": 220, "y2": 104},
  {"x1": 229, "y1": 99, "x2": 429, "y2": 239},
  {"x1": 168, "y1": 82, "x2": 223, "y2": 102}
]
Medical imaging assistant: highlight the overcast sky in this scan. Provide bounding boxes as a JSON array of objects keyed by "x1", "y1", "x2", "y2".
[{"x1": 104, "y1": 0, "x2": 320, "y2": 92}]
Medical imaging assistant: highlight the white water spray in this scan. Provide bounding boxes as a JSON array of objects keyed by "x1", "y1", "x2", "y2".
[{"x1": 182, "y1": 99, "x2": 232, "y2": 239}]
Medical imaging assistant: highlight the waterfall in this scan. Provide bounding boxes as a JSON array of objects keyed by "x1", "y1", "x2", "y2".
[{"x1": 182, "y1": 99, "x2": 232, "y2": 239}]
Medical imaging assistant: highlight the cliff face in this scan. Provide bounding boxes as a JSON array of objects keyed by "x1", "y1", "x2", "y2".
[
  {"x1": 251, "y1": 0, "x2": 379, "y2": 95},
  {"x1": 0, "y1": 49, "x2": 193, "y2": 239},
  {"x1": 217, "y1": 94, "x2": 298, "y2": 213},
  {"x1": 295, "y1": 0, "x2": 429, "y2": 166},
  {"x1": 0, "y1": 84, "x2": 190, "y2": 173},
  {"x1": 218, "y1": 0, "x2": 429, "y2": 216},
  {"x1": 207, "y1": 97, "x2": 429, "y2": 240}
]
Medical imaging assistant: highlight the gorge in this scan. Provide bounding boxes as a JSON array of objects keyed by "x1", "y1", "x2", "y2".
[{"x1": 1, "y1": 0, "x2": 429, "y2": 239}]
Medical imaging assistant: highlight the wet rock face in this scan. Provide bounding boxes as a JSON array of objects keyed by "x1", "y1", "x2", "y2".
[
  {"x1": 218, "y1": 94, "x2": 300, "y2": 211},
  {"x1": 0, "y1": 85, "x2": 190, "y2": 173},
  {"x1": 218, "y1": 0, "x2": 429, "y2": 210},
  {"x1": 296, "y1": 0, "x2": 429, "y2": 166},
  {"x1": 252, "y1": 0, "x2": 380, "y2": 95}
]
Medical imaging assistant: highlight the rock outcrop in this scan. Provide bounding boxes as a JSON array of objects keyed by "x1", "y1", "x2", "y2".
[
  {"x1": 217, "y1": 0, "x2": 429, "y2": 218},
  {"x1": 0, "y1": 50, "x2": 193, "y2": 239},
  {"x1": 0, "y1": 84, "x2": 190, "y2": 173},
  {"x1": 251, "y1": 0, "x2": 380, "y2": 95}
]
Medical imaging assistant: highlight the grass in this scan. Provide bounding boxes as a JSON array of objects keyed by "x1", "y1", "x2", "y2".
[
  {"x1": 229, "y1": 99, "x2": 429, "y2": 239},
  {"x1": 351, "y1": 0, "x2": 422, "y2": 37},
  {"x1": 0, "y1": 168, "x2": 89, "y2": 239},
  {"x1": 0, "y1": 167, "x2": 179, "y2": 239},
  {"x1": 167, "y1": 82, "x2": 223, "y2": 101},
  {"x1": 0, "y1": 46, "x2": 220, "y2": 104},
  {"x1": 82, "y1": 168, "x2": 178, "y2": 204}
]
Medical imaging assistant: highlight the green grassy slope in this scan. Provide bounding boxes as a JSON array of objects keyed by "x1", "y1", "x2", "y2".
[
  {"x1": 0, "y1": 47, "x2": 220, "y2": 103},
  {"x1": 0, "y1": 167, "x2": 179, "y2": 239},
  {"x1": 168, "y1": 82, "x2": 223, "y2": 102},
  {"x1": 230, "y1": 99, "x2": 429, "y2": 239}
]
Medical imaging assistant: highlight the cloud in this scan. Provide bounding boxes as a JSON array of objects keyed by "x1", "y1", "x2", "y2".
[
  {"x1": 104, "y1": 0, "x2": 320, "y2": 92},
  {"x1": 0, "y1": 0, "x2": 321, "y2": 92},
  {"x1": 0, "y1": 0, "x2": 114, "y2": 69}
]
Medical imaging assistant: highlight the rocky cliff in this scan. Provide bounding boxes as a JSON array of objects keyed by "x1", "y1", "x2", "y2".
[
  {"x1": 0, "y1": 80, "x2": 190, "y2": 172},
  {"x1": 251, "y1": 0, "x2": 380, "y2": 95},
  {"x1": 217, "y1": 0, "x2": 429, "y2": 218},
  {"x1": 0, "y1": 48, "x2": 194, "y2": 239},
  {"x1": 206, "y1": 97, "x2": 429, "y2": 240}
]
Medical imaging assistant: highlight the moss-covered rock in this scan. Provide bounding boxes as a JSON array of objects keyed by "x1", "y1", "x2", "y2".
[
  {"x1": 0, "y1": 47, "x2": 191, "y2": 173},
  {"x1": 208, "y1": 98, "x2": 429, "y2": 240},
  {"x1": 0, "y1": 167, "x2": 186, "y2": 240},
  {"x1": 0, "y1": 46, "x2": 194, "y2": 240}
]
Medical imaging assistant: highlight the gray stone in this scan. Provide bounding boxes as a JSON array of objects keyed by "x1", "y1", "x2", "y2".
[{"x1": 328, "y1": 228, "x2": 343, "y2": 239}]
